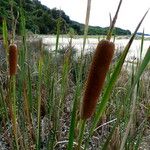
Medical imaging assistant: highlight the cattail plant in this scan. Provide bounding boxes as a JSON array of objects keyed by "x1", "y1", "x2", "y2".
[
  {"x1": 8, "y1": 43, "x2": 19, "y2": 149},
  {"x1": 81, "y1": 40, "x2": 115, "y2": 119},
  {"x1": 9, "y1": 44, "x2": 18, "y2": 76}
]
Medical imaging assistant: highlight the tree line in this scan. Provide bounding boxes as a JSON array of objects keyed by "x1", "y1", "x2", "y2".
[{"x1": 0, "y1": 0, "x2": 131, "y2": 35}]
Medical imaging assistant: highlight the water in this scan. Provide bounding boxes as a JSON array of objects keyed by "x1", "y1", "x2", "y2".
[{"x1": 41, "y1": 35, "x2": 150, "y2": 61}]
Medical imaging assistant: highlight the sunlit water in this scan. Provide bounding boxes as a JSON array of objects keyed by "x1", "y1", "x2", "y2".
[{"x1": 41, "y1": 36, "x2": 150, "y2": 61}]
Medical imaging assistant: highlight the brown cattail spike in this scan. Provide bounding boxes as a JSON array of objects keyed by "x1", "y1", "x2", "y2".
[
  {"x1": 9, "y1": 44, "x2": 18, "y2": 76},
  {"x1": 81, "y1": 40, "x2": 115, "y2": 119}
]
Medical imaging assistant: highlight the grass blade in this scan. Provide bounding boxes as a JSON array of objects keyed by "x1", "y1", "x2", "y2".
[
  {"x1": 107, "y1": 0, "x2": 123, "y2": 40},
  {"x1": 36, "y1": 57, "x2": 43, "y2": 149},
  {"x1": 140, "y1": 29, "x2": 145, "y2": 61},
  {"x1": 2, "y1": 19, "x2": 9, "y2": 68},
  {"x1": 82, "y1": 0, "x2": 92, "y2": 56}
]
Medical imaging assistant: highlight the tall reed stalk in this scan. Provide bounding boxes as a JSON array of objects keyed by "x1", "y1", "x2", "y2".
[
  {"x1": 2, "y1": 19, "x2": 9, "y2": 69},
  {"x1": 8, "y1": 44, "x2": 19, "y2": 150},
  {"x1": 67, "y1": 1, "x2": 92, "y2": 149},
  {"x1": 82, "y1": 0, "x2": 92, "y2": 56},
  {"x1": 36, "y1": 57, "x2": 43, "y2": 149}
]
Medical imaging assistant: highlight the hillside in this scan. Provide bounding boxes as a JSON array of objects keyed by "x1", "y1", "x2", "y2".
[{"x1": 0, "y1": 0, "x2": 131, "y2": 35}]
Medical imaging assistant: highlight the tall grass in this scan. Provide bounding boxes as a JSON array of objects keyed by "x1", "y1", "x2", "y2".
[
  {"x1": 2, "y1": 19, "x2": 9, "y2": 69},
  {"x1": 0, "y1": 0, "x2": 150, "y2": 150}
]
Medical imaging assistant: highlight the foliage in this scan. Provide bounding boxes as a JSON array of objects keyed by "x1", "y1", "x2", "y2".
[{"x1": 0, "y1": 0, "x2": 131, "y2": 35}]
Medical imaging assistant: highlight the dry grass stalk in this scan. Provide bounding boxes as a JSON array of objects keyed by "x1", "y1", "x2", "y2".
[
  {"x1": 81, "y1": 40, "x2": 115, "y2": 119},
  {"x1": 108, "y1": 126, "x2": 121, "y2": 150}
]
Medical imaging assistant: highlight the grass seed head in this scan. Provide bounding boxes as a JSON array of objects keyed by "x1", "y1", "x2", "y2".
[{"x1": 81, "y1": 40, "x2": 115, "y2": 119}]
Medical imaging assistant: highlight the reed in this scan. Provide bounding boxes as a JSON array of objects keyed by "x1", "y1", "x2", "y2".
[
  {"x1": 2, "y1": 19, "x2": 9, "y2": 68},
  {"x1": 8, "y1": 43, "x2": 19, "y2": 149},
  {"x1": 81, "y1": 40, "x2": 115, "y2": 119}
]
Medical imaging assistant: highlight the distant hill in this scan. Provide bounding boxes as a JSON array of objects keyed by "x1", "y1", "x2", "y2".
[
  {"x1": 0, "y1": 0, "x2": 131, "y2": 35},
  {"x1": 136, "y1": 32, "x2": 150, "y2": 36}
]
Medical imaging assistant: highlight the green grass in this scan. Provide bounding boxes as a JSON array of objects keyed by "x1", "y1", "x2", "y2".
[{"x1": 0, "y1": 1, "x2": 150, "y2": 150}]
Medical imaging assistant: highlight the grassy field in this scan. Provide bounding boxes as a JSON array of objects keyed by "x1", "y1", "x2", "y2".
[{"x1": 0, "y1": 0, "x2": 150, "y2": 150}]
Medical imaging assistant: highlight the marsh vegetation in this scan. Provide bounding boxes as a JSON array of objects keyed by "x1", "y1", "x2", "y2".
[{"x1": 0, "y1": 0, "x2": 150, "y2": 150}]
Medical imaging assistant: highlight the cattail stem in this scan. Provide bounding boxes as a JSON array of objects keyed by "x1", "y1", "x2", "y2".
[
  {"x1": 9, "y1": 75, "x2": 19, "y2": 150},
  {"x1": 81, "y1": 40, "x2": 115, "y2": 120}
]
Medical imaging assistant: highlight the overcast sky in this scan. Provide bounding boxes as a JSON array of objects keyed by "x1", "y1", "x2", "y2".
[{"x1": 39, "y1": 0, "x2": 150, "y2": 33}]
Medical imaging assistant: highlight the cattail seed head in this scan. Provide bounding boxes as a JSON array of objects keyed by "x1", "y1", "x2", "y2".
[
  {"x1": 81, "y1": 40, "x2": 115, "y2": 120},
  {"x1": 9, "y1": 44, "x2": 18, "y2": 76}
]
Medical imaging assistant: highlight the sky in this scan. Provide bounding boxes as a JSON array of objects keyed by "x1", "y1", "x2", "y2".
[{"x1": 39, "y1": 0, "x2": 150, "y2": 34}]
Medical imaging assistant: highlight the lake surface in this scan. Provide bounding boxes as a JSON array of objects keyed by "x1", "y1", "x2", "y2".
[{"x1": 41, "y1": 35, "x2": 150, "y2": 61}]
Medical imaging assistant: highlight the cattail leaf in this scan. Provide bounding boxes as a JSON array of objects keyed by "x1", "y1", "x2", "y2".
[
  {"x1": 128, "y1": 46, "x2": 150, "y2": 99},
  {"x1": 36, "y1": 57, "x2": 43, "y2": 149},
  {"x1": 2, "y1": 18, "x2": 8, "y2": 50},
  {"x1": 107, "y1": 0, "x2": 123, "y2": 40},
  {"x1": 140, "y1": 29, "x2": 145, "y2": 61},
  {"x1": 2, "y1": 19, "x2": 9, "y2": 67},
  {"x1": 82, "y1": 0, "x2": 92, "y2": 55}
]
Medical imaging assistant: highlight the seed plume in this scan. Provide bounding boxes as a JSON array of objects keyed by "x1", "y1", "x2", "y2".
[{"x1": 81, "y1": 40, "x2": 115, "y2": 119}]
